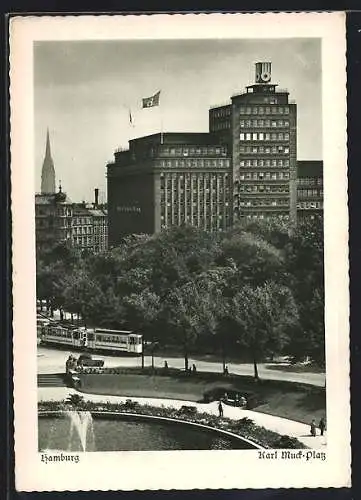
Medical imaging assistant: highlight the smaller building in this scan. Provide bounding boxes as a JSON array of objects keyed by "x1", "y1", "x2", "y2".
[
  {"x1": 87, "y1": 207, "x2": 108, "y2": 253},
  {"x1": 296, "y1": 160, "x2": 323, "y2": 220},
  {"x1": 35, "y1": 187, "x2": 73, "y2": 251},
  {"x1": 71, "y1": 203, "x2": 94, "y2": 252},
  {"x1": 71, "y1": 189, "x2": 108, "y2": 253}
]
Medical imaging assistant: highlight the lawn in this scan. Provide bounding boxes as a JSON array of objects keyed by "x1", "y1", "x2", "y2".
[{"x1": 78, "y1": 370, "x2": 326, "y2": 425}]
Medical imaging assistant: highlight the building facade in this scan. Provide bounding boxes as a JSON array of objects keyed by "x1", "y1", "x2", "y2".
[
  {"x1": 72, "y1": 201, "x2": 108, "y2": 253},
  {"x1": 107, "y1": 133, "x2": 232, "y2": 246},
  {"x1": 297, "y1": 160, "x2": 323, "y2": 220},
  {"x1": 35, "y1": 130, "x2": 108, "y2": 253},
  {"x1": 210, "y1": 62, "x2": 297, "y2": 224},
  {"x1": 35, "y1": 188, "x2": 73, "y2": 250},
  {"x1": 107, "y1": 62, "x2": 323, "y2": 244}
]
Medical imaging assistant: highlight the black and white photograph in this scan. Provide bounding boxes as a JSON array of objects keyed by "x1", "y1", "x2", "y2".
[{"x1": 11, "y1": 12, "x2": 350, "y2": 491}]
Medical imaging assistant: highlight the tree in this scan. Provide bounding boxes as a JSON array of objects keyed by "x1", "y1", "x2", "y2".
[
  {"x1": 218, "y1": 228, "x2": 288, "y2": 287},
  {"x1": 36, "y1": 241, "x2": 80, "y2": 315},
  {"x1": 165, "y1": 281, "x2": 206, "y2": 371},
  {"x1": 122, "y1": 290, "x2": 161, "y2": 369},
  {"x1": 193, "y1": 267, "x2": 235, "y2": 372},
  {"x1": 231, "y1": 282, "x2": 299, "y2": 380},
  {"x1": 285, "y1": 217, "x2": 324, "y2": 364}
]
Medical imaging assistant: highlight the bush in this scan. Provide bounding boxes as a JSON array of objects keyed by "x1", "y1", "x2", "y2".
[
  {"x1": 272, "y1": 435, "x2": 302, "y2": 449},
  {"x1": 38, "y1": 399, "x2": 306, "y2": 449}
]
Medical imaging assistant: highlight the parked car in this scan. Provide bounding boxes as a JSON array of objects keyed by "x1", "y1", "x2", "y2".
[
  {"x1": 77, "y1": 354, "x2": 104, "y2": 368},
  {"x1": 202, "y1": 387, "x2": 259, "y2": 409}
]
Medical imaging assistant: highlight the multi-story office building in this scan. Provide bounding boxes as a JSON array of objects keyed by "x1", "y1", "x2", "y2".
[
  {"x1": 107, "y1": 62, "x2": 322, "y2": 243},
  {"x1": 210, "y1": 62, "x2": 297, "y2": 223},
  {"x1": 107, "y1": 132, "x2": 232, "y2": 246},
  {"x1": 297, "y1": 160, "x2": 323, "y2": 220}
]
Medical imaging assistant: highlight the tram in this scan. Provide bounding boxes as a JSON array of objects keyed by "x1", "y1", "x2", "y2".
[{"x1": 38, "y1": 321, "x2": 142, "y2": 355}]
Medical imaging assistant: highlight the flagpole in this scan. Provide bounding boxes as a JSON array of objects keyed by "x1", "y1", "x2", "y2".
[
  {"x1": 160, "y1": 95, "x2": 163, "y2": 145},
  {"x1": 160, "y1": 114, "x2": 163, "y2": 145}
]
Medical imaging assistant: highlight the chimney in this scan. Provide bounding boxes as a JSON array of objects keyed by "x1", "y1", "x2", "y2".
[{"x1": 94, "y1": 188, "x2": 99, "y2": 207}]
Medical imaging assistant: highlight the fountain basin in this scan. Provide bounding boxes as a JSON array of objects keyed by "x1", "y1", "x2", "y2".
[{"x1": 39, "y1": 411, "x2": 262, "y2": 451}]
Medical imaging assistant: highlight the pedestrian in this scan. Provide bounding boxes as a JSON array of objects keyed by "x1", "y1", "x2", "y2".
[
  {"x1": 319, "y1": 417, "x2": 326, "y2": 436},
  {"x1": 164, "y1": 360, "x2": 168, "y2": 371},
  {"x1": 218, "y1": 401, "x2": 223, "y2": 418},
  {"x1": 224, "y1": 365, "x2": 229, "y2": 376},
  {"x1": 192, "y1": 363, "x2": 197, "y2": 373},
  {"x1": 310, "y1": 419, "x2": 317, "y2": 437}
]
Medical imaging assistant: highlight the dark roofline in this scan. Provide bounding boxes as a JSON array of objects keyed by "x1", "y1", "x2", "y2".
[{"x1": 129, "y1": 132, "x2": 220, "y2": 146}]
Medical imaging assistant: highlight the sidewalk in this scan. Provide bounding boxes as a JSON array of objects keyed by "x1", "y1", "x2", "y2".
[{"x1": 38, "y1": 387, "x2": 326, "y2": 449}]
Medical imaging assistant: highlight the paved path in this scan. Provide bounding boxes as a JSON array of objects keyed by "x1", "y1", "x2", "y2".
[
  {"x1": 37, "y1": 346, "x2": 325, "y2": 387},
  {"x1": 38, "y1": 386, "x2": 326, "y2": 449}
]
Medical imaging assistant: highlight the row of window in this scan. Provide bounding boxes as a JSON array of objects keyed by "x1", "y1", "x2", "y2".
[
  {"x1": 240, "y1": 145, "x2": 290, "y2": 155},
  {"x1": 297, "y1": 201, "x2": 323, "y2": 209},
  {"x1": 211, "y1": 107, "x2": 231, "y2": 118},
  {"x1": 212, "y1": 121, "x2": 231, "y2": 131},
  {"x1": 161, "y1": 191, "x2": 227, "y2": 200},
  {"x1": 162, "y1": 201, "x2": 229, "y2": 208},
  {"x1": 239, "y1": 213, "x2": 290, "y2": 220},
  {"x1": 238, "y1": 199, "x2": 289, "y2": 207},
  {"x1": 159, "y1": 158, "x2": 230, "y2": 169},
  {"x1": 297, "y1": 189, "x2": 323, "y2": 198},
  {"x1": 161, "y1": 212, "x2": 227, "y2": 220},
  {"x1": 162, "y1": 179, "x2": 228, "y2": 187},
  {"x1": 73, "y1": 217, "x2": 92, "y2": 225},
  {"x1": 72, "y1": 236, "x2": 93, "y2": 246},
  {"x1": 238, "y1": 184, "x2": 289, "y2": 194},
  {"x1": 36, "y1": 207, "x2": 73, "y2": 217},
  {"x1": 239, "y1": 171, "x2": 290, "y2": 181},
  {"x1": 239, "y1": 106, "x2": 290, "y2": 115},
  {"x1": 240, "y1": 119, "x2": 290, "y2": 128},
  {"x1": 56, "y1": 208, "x2": 72, "y2": 217},
  {"x1": 160, "y1": 173, "x2": 229, "y2": 182},
  {"x1": 240, "y1": 158, "x2": 290, "y2": 167},
  {"x1": 160, "y1": 216, "x2": 230, "y2": 233},
  {"x1": 160, "y1": 146, "x2": 227, "y2": 157},
  {"x1": 73, "y1": 226, "x2": 92, "y2": 235},
  {"x1": 161, "y1": 222, "x2": 228, "y2": 233},
  {"x1": 240, "y1": 132, "x2": 290, "y2": 142},
  {"x1": 297, "y1": 177, "x2": 323, "y2": 186}
]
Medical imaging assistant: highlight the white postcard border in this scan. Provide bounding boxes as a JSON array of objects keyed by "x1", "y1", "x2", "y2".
[{"x1": 10, "y1": 12, "x2": 350, "y2": 491}]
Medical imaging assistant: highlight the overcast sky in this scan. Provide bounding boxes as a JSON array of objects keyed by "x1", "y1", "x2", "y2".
[{"x1": 34, "y1": 38, "x2": 321, "y2": 202}]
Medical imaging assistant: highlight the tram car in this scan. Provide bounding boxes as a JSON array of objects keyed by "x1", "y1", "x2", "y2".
[{"x1": 39, "y1": 323, "x2": 142, "y2": 355}]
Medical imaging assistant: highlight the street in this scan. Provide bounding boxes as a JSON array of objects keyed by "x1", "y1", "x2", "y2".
[{"x1": 37, "y1": 345, "x2": 325, "y2": 387}]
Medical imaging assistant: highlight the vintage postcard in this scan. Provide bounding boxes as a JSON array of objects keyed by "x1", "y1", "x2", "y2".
[{"x1": 10, "y1": 12, "x2": 350, "y2": 491}]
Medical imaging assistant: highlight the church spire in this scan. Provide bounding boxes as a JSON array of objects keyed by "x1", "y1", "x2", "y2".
[
  {"x1": 45, "y1": 128, "x2": 51, "y2": 158},
  {"x1": 41, "y1": 128, "x2": 56, "y2": 194}
]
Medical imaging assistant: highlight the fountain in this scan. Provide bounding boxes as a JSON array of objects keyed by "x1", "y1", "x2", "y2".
[
  {"x1": 67, "y1": 411, "x2": 95, "y2": 452},
  {"x1": 43, "y1": 411, "x2": 95, "y2": 452},
  {"x1": 39, "y1": 411, "x2": 260, "y2": 451}
]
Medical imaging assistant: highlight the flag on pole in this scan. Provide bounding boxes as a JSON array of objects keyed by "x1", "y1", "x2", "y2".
[{"x1": 142, "y1": 91, "x2": 161, "y2": 109}]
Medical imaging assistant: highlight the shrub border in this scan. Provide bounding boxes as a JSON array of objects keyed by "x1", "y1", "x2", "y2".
[{"x1": 38, "y1": 399, "x2": 306, "y2": 450}]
